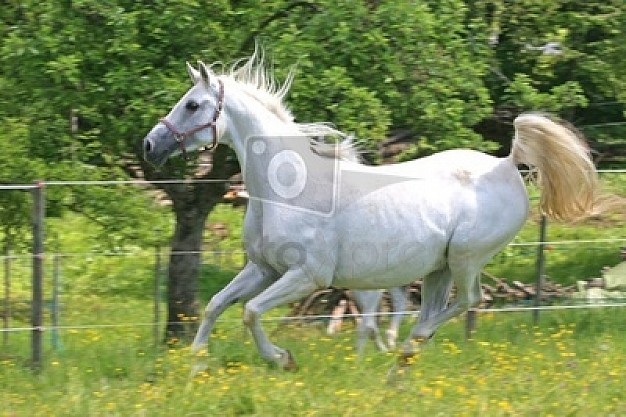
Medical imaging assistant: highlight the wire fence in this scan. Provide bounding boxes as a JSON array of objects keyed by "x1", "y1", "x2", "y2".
[
  {"x1": 2, "y1": 301, "x2": 626, "y2": 334},
  {"x1": 1, "y1": 174, "x2": 624, "y2": 367}
]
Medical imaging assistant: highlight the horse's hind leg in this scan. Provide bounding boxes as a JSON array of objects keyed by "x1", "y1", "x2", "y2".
[
  {"x1": 386, "y1": 286, "x2": 409, "y2": 350},
  {"x1": 401, "y1": 266, "x2": 479, "y2": 359},
  {"x1": 243, "y1": 268, "x2": 320, "y2": 370},
  {"x1": 190, "y1": 261, "x2": 275, "y2": 354},
  {"x1": 419, "y1": 268, "x2": 454, "y2": 323}
]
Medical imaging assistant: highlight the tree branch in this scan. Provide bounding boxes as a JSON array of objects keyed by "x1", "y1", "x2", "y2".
[{"x1": 238, "y1": 1, "x2": 321, "y2": 54}]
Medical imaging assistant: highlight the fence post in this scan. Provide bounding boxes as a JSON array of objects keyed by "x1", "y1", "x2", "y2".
[
  {"x1": 51, "y1": 235, "x2": 61, "y2": 351},
  {"x1": 465, "y1": 309, "x2": 477, "y2": 339},
  {"x1": 533, "y1": 215, "x2": 547, "y2": 325},
  {"x1": 3, "y1": 241, "x2": 10, "y2": 346},
  {"x1": 154, "y1": 243, "x2": 162, "y2": 347},
  {"x1": 32, "y1": 181, "x2": 45, "y2": 370}
]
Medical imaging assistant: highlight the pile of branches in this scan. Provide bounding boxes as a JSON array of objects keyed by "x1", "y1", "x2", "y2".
[
  {"x1": 289, "y1": 272, "x2": 577, "y2": 319},
  {"x1": 478, "y1": 271, "x2": 577, "y2": 306}
]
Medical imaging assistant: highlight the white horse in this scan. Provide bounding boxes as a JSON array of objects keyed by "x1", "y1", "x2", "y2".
[{"x1": 143, "y1": 51, "x2": 599, "y2": 369}]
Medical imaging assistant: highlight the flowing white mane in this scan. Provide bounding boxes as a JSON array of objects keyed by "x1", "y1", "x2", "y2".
[
  {"x1": 208, "y1": 49, "x2": 359, "y2": 161},
  {"x1": 225, "y1": 49, "x2": 296, "y2": 124}
]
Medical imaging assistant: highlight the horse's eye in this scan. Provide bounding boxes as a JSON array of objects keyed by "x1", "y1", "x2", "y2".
[{"x1": 186, "y1": 101, "x2": 199, "y2": 112}]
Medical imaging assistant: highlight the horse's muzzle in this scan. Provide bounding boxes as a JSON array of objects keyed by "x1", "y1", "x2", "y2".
[{"x1": 143, "y1": 135, "x2": 169, "y2": 168}]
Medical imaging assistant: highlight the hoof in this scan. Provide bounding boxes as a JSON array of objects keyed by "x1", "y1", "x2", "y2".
[
  {"x1": 189, "y1": 361, "x2": 209, "y2": 378},
  {"x1": 397, "y1": 335, "x2": 430, "y2": 367},
  {"x1": 397, "y1": 351, "x2": 418, "y2": 368},
  {"x1": 282, "y1": 350, "x2": 298, "y2": 372}
]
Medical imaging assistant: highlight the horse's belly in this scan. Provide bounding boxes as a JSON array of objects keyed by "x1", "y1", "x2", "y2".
[
  {"x1": 333, "y1": 236, "x2": 447, "y2": 289},
  {"x1": 330, "y1": 181, "x2": 453, "y2": 289}
]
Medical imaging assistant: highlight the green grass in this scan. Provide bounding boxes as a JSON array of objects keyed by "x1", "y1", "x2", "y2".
[
  {"x1": 1, "y1": 303, "x2": 625, "y2": 416},
  {"x1": 486, "y1": 215, "x2": 624, "y2": 284}
]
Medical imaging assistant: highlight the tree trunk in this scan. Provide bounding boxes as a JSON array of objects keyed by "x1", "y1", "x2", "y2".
[
  {"x1": 165, "y1": 204, "x2": 209, "y2": 342},
  {"x1": 163, "y1": 146, "x2": 239, "y2": 343}
]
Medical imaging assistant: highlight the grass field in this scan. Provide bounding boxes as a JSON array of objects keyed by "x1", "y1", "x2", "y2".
[{"x1": 1, "y1": 303, "x2": 625, "y2": 416}]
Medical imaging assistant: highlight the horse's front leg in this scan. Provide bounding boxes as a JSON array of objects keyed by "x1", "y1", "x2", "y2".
[
  {"x1": 191, "y1": 261, "x2": 275, "y2": 354},
  {"x1": 243, "y1": 268, "x2": 320, "y2": 370}
]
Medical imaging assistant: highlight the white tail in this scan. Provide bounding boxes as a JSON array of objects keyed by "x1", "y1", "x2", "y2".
[{"x1": 510, "y1": 113, "x2": 598, "y2": 221}]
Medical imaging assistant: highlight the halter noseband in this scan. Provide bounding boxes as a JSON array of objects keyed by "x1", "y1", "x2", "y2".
[{"x1": 159, "y1": 79, "x2": 225, "y2": 160}]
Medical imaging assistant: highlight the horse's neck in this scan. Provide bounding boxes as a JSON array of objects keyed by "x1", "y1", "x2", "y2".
[
  {"x1": 224, "y1": 84, "x2": 307, "y2": 209},
  {"x1": 224, "y1": 84, "x2": 300, "y2": 159}
]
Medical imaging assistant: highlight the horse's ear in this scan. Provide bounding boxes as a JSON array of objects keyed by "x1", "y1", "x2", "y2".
[
  {"x1": 186, "y1": 62, "x2": 200, "y2": 84},
  {"x1": 198, "y1": 61, "x2": 212, "y2": 87}
]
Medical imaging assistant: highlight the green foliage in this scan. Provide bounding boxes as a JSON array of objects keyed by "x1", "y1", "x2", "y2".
[
  {"x1": 199, "y1": 264, "x2": 239, "y2": 302},
  {"x1": 290, "y1": 66, "x2": 391, "y2": 160},
  {"x1": 271, "y1": 0, "x2": 496, "y2": 158},
  {"x1": 479, "y1": 0, "x2": 626, "y2": 151},
  {"x1": 0, "y1": 0, "x2": 241, "y2": 250},
  {"x1": 57, "y1": 182, "x2": 173, "y2": 247},
  {"x1": 199, "y1": 204, "x2": 245, "y2": 300},
  {"x1": 0, "y1": 119, "x2": 45, "y2": 249},
  {"x1": 504, "y1": 74, "x2": 588, "y2": 112}
]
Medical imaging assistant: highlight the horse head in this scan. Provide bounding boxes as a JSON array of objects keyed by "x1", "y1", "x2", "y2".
[{"x1": 143, "y1": 62, "x2": 225, "y2": 167}]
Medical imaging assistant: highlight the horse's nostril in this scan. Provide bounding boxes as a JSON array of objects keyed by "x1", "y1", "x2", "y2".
[{"x1": 144, "y1": 138, "x2": 153, "y2": 154}]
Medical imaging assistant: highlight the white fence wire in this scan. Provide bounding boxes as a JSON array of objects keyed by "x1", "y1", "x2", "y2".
[
  {"x1": 1, "y1": 302, "x2": 625, "y2": 334},
  {"x1": 0, "y1": 175, "x2": 624, "y2": 349}
]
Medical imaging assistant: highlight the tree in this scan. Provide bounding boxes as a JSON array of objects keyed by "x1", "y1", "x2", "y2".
[
  {"x1": 470, "y1": 0, "x2": 626, "y2": 161},
  {"x1": 266, "y1": 0, "x2": 496, "y2": 160},
  {"x1": 0, "y1": 118, "x2": 43, "y2": 253}
]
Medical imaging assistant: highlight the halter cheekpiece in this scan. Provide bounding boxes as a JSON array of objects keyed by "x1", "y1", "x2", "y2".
[{"x1": 159, "y1": 79, "x2": 225, "y2": 160}]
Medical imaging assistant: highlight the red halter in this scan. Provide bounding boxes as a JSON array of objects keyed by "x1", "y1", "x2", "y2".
[{"x1": 159, "y1": 79, "x2": 225, "y2": 160}]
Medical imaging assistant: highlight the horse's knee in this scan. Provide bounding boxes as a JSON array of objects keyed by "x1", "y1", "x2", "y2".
[
  {"x1": 464, "y1": 290, "x2": 482, "y2": 310},
  {"x1": 358, "y1": 313, "x2": 375, "y2": 330},
  {"x1": 202, "y1": 300, "x2": 216, "y2": 319},
  {"x1": 363, "y1": 321, "x2": 378, "y2": 335},
  {"x1": 243, "y1": 303, "x2": 259, "y2": 327}
]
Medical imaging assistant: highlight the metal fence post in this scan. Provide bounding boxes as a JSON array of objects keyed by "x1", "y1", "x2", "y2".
[
  {"x1": 51, "y1": 236, "x2": 61, "y2": 351},
  {"x1": 533, "y1": 215, "x2": 547, "y2": 325},
  {"x1": 154, "y1": 242, "x2": 162, "y2": 347},
  {"x1": 3, "y1": 242, "x2": 10, "y2": 346},
  {"x1": 465, "y1": 309, "x2": 477, "y2": 339},
  {"x1": 32, "y1": 181, "x2": 45, "y2": 370}
]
